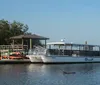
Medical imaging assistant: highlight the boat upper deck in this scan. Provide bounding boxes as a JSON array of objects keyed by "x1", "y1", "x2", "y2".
[
  {"x1": 47, "y1": 41, "x2": 100, "y2": 47},
  {"x1": 46, "y1": 41, "x2": 100, "y2": 56}
]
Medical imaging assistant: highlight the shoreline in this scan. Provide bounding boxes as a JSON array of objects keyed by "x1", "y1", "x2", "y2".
[
  {"x1": 0, "y1": 59, "x2": 100, "y2": 64},
  {"x1": 0, "y1": 59, "x2": 31, "y2": 64}
]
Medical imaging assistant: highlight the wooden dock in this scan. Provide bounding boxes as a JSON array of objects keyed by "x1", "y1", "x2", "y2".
[{"x1": 0, "y1": 59, "x2": 31, "y2": 64}]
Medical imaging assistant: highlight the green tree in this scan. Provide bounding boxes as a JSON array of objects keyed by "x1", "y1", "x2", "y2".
[
  {"x1": 10, "y1": 21, "x2": 29, "y2": 36},
  {"x1": 0, "y1": 19, "x2": 29, "y2": 45}
]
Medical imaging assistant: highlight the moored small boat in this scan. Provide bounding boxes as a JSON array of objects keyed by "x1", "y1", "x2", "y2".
[{"x1": 26, "y1": 47, "x2": 46, "y2": 63}]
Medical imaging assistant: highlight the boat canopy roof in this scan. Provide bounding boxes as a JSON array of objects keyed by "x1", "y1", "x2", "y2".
[{"x1": 47, "y1": 41, "x2": 100, "y2": 47}]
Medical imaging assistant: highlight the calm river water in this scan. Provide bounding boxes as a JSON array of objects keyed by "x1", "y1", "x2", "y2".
[{"x1": 0, "y1": 63, "x2": 100, "y2": 85}]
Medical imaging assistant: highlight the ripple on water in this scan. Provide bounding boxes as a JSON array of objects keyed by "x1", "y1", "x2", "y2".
[{"x1": 0, "y1": 63, "x2": 100, "y2": 85}]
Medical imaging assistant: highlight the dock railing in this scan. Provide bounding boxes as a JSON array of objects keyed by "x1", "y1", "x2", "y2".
[{"x1": 0, "y1": 45, "x2": 28, "y2": 50}]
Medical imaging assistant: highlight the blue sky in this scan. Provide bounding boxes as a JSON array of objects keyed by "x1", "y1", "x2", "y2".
[{"x1": 0, "y1": 0, "x2": 100, "y2": 44}]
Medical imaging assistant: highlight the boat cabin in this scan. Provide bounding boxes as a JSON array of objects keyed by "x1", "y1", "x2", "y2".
[{"x1": 47, "y1": 41, "x2": 100, "y2": 57}]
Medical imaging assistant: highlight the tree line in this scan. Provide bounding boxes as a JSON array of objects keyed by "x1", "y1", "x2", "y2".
[{"x1": 0, "y1": 19, "x2": 30, "y2": 45}]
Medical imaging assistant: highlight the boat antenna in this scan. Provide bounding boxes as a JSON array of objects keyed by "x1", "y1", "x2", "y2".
[{"x1": 85, "y1": 41, "x2": 87, "y2": 45}]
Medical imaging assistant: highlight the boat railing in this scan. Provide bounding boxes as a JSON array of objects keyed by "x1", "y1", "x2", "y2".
[{"x1": 29, "y1": 46, "x2": 47, "y2": 55}]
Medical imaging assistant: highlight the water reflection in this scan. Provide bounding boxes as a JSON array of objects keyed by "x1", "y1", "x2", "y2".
[
  {"x1": 0, "y1": 63, "x2": 100, "y2": 85},
  {"x1": 26, "y1": 63, "x2": 100, "y2": 77}
]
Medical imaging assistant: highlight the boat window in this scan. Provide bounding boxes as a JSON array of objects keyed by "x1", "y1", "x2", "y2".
[
  {"x1": 47, "y1": 43, "x2": 100, "y2": 56},
  {"x1": 48, "y1": 49, "x2": 100, "y2": 56}
]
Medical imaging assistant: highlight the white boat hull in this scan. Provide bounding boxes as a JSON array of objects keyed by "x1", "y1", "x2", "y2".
[
  {"x1": 41, "y1": 55, "x2": 100, "y2": 63},
  {"x1": 27, "y1": 55, "x2": 43, "y2": 62}
]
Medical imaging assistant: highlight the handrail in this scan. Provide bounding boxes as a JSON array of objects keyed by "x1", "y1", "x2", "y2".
[
  {"x1": 0, "y1": 45, "x2": 28, "y2": 50},
  {"x1": 29, "y1": 46, "x2": 46, "y2": 55}
]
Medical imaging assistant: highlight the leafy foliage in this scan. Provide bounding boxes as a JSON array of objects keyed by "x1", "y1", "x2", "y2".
[{"x1": 0, "y1": 19, "x2": 29, "y2": 45}]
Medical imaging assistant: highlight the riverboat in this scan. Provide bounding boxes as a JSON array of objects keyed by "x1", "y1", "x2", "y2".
[{"x1": 27, "y1": 40, "x2": 100, "y2": 63}]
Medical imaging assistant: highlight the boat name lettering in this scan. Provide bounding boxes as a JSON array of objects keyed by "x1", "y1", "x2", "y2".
[{"x1": 85, "y1": 58, "x2": 93, "y2": 61}]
